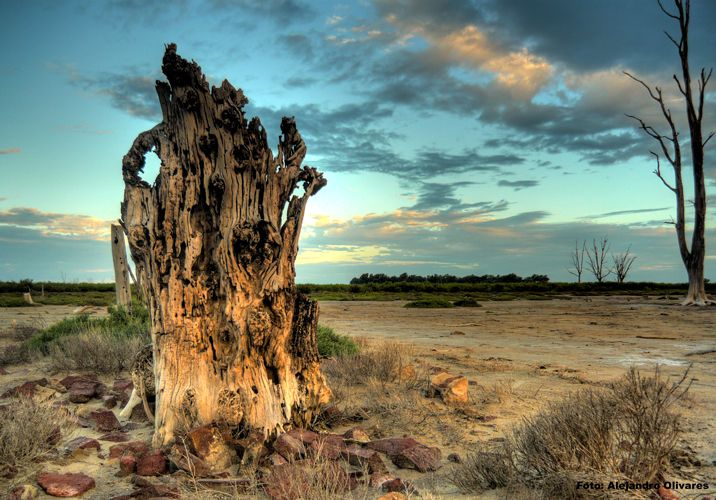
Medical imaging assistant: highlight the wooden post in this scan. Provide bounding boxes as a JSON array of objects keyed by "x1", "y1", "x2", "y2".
[{"x1": 111, "y1": 223, "x2": 132, "y2": 314}]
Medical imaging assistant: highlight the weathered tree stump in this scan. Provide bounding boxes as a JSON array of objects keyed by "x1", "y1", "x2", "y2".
[{"x1": 120, "y1": 44, "x2": 331, "y2": 451}]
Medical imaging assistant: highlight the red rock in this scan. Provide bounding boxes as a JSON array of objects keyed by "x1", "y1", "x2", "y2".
[
  {"x1": 309, "y1": 434, "x2": 345, "y2": 460},
  {"x1": 103, "y1": 394, "x2": 118, "y2": 408},
  {"x1": 340, "y1": 444, "x2": 377, "y2": 467},
  {"x1": 187, "y1": 425, "x2": 234, "y2": 471},
  {"x1": 98, "y1": 431, "x2": 130, "y2": 442},
  {"x1": 0, "y1": 367, "x2": 7, "y2": 375},
  {"x1": 366, "y1": 437, "x2": 420, "y2": 457},
  {"x1": 59, "y1": 375, "x2": 95, "y2": 389},
  {"x1": 37, "y1": 472, "x2": 95, "y2": 497},
  {"x1": 378, "y1": 493, "x2": 407, "y2": 500},
  {"x1": 429, "y1": 372, "x2": 469, "y2": 405},
  {"x1": 658, "y1": 486, "x2": 680, "y2": 500},
  {"x1": 286, "y1": 428, "x2": 319, "y2": 445},
  {"x1": 2, "y1": 379, "x2": 48, "y2": 398},
  {"x1": 382, "y1": 478, "x2": 417, "y2": 494},
  {"x1": 343, "y1": 427, "x2": 370, "y2": 443},
  {"x1": 112, "y1": 379, "x2": 133, "y2": 393},
  {"x1": 64, "y1": 436, "x2": 100, "y2": 453},
  {"x1": 266, "y1": 452, "x2": 288, "y2": 466},
  {"x1": 368, "y1": 453, "x2": 388, "y2": 474},
  {"x1": 68, "y1": 381, "x2": 99, "y2": 403},
  {"x1": 119, "y1": 454, "x2": 137, "y2": 475},
  {"x1": 168, "y1": 444, "x2": 213, "y2": 477},
  {"x1": 391, "y1": 445, "x2": 441, "y2": 472},
  {"x1": 109, "y1": 441, "x2": 149, "y2": 459},
  {"x1": 136, "y1": 449, "x2": 167, "y2": 476},
  {"x1": 88, "y1": 410, "x2": 121, "y2": 432},
  {"x1": 369, "y1": 473, "x2": 395, "y2": 489},
  {"x1": 274, "y1": 432, "x2": 306, "y2": 461}
]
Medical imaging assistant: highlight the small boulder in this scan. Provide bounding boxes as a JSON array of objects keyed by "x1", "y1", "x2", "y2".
[
  {"x1": 37, "y1": 472, "x2": 95, "y2": 497},
  {"x1": 378, "y1": 493, "x2": 407, "y2": 500},
  {"x1": 266, "y1": 452, "x2": 288, "y2": 466},
  {"x1": 98, "y1": 431, "x2": 129, "y2": 442},
  {"x1": 382, "y1": 477, "x2": 417, "y2": 495},
  {"x1": 429, "y1": 372, "x2": 469, "y2": 405},
  {"x1": 369, "y1": 472, "x2": 395, "y2": 489},
  {"x1": 309, "y1": 434, "x2": 345, "y2": 460},
  {"x1": 118, "y1": 454, "x2": 137, "y2": 476},
  {"x1": 447, "y1": 452, "x2": 462, "y2": 463},
  {"x1": 340, "y1": 444, "x2": 377, "y2": 467},
  {"x1": 68, "y1": 381, "x2": 100, "y2": 404},
  {"x1": 2, "y1": 378, "x2": 48, "y2": 398},
  {"x1": 187, "y1": 425, "x2": 235, "y2": 471},
  {"x1": 136, "y1": 449, "x2": 167, "y2": 476},
  {"x1": 64, "y1": 436, "x2": 101, "y2": 455},
  {"x1": 366, "y1": 437, "x2": 420, "y2": 457},
  {"x1": 112, "y1": 379, "x2": 133, "y2": 393},
  {"x1": 286, "y1": 428, "x2": 319, "y2": 446},
  {"x1": 88, "y1": 410, "x2": 121, "y2": 432},
  {"x1": 392, "y1": 445, "x2": 441, "y2": 472},
  {"x1": 343, "y1": 427, "x2": 370, "y2": 444},
  {"x1": 273, "y1": 432, "x2": 306, "y2": 461},
  {"x1": 109, "y1": 441, "x2": 149, "y2": 459},
  {"x1": 103, "y1": 394, "x2": 118, "y2": 409},
  {"x1": 168, "y1": 444, "x2": 213, "y2": 478}
]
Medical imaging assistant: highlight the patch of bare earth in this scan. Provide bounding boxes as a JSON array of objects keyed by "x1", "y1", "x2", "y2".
[{"x1": 1, "y1": 297, "x2": 714, "y2": 498}]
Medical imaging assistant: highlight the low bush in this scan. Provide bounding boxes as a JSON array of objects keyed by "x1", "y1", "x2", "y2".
[
  {"x1": 453, "y1": 298, "x2": 482, "y2": 307},
  {"x1": 316, "y1": 325, "x2": 359, "y2": 358},
  {"x1": 449, "y1": 367, "x2": 691, "y2": 499},
  {"x1": 404, "y1": 299, "x2": 454, "y2": 308},
  {"x1": 0, "y1": 398, "x2": 75, "y2": 475},
  {"x1": 49, "y1": 328, "x2": 148, "y2": 374}
]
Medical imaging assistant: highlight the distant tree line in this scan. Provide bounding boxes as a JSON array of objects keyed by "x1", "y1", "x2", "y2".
[{"x1": 349, "y1": 272, "x2": 550, "y2": 285}]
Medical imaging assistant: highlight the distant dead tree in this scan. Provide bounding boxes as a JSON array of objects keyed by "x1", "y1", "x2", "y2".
[
  {"x1": 612, "y1": 247, "x2": 637, "y2": 283},
  {"x1": 625, "y1": 0, "x2": 713, "y2": 305},
  {"x1": 568, "y1": 240, "x2": 587, "y2": 283},
  {"x1": 586, "y1": 237, "x2": 612, "y2": 283}
]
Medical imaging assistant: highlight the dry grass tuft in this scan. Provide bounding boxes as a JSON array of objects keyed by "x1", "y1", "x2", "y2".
[
  {"x1": 0, "y1": 398, "x2": 75, "y2": 477},
  {"x1": 322, "y1": 340, "x2": 417, "y2": 389},
  {"x1": 48, "y1": 328, "x2": 147, "y2": 374},
  {"x1": 449, "y1": 366, "x2": 691, "y2": 499}
]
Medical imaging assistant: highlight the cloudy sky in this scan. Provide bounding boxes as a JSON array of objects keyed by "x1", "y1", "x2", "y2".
[{"x1": 1, "y1": 0, "x2": 715, "y2": 283}]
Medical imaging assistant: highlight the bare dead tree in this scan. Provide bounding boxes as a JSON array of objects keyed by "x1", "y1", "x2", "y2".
[
  {"x1": 120, "y1": 45, "x2": 331, "y2": 454},
  {"x1": 612, "y1": 247, "x2": 637, "y2": 283},
  {"x1": 625, "y1": 0, "x2": 713, "y2": 305},
  {"x1": 567, "y1": 240, "x2": 587, "y2": 283},
  {"x1": 586, "y1": 237, "x2": 612, "y2": 283}
]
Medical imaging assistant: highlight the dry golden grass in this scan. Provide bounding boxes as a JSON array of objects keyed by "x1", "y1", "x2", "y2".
[
  {"x1": 449, "y1": 366, "x2": 691, "y2": 499},
  {"x1": 48, "y1": 328, "x2": 146, "y2": 374},
  {"x1": 0, "y1": 398, "x2": 75, "y2": 480}
]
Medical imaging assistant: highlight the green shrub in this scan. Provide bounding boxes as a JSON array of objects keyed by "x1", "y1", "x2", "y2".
[
  {"x1": 49, "y1": 328, "x2": 148, "y2": 374},
  {"x1": 316, "y1": 325, "x2": 359, "y2": 358},
  {"x1": 453, "y1": 298, "x2": 482, "y2": 307},
  {"x1": 27, "y1": 303, "x2": 150, "y2": 354},
  {"x1": 404, "y1": 299, "x2": 454, "y2": 308}
]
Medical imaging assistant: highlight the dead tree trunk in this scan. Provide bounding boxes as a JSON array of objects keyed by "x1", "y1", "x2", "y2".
[
  {"x1": 111, "y1": 223, "x2": 133, "y2": 313},
  {"x1": 626, "y1": 0, "x2": 713, "y2": 305},
  {"x1": 120, "y1": 44, "x2": 331, "y2": 450}
]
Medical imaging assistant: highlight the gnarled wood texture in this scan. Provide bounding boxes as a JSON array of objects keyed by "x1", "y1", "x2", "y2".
[{"x1": 120, "y1": 44, "x2": 331, "y2": 450}]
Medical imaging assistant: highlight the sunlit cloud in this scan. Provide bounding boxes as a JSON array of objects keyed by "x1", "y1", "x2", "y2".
[{"x1": 0, "y1": 207, "x2": 111, "y2": 240}]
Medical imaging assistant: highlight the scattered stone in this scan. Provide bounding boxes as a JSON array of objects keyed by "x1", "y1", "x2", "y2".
[
  {"x1": 118, "y1": 454, "x2": 137, "y2": 476},
  {"x1": 168, "y1": 444, "x2": 214, "y2": 477},
  {"x1": 658, "y1": 485, "x2": 680, "y2": 500},
  {"x1": 341, "y1": 444, "x2": 377, "y2": 467},
  {"x1": 428, "y1": 372, "x2": 469, "y2": 405},
  {"x1": 447, "y1": 452, "x2": 462, "y2": 463},
  {"x1": 343, "y1": 427, "x2": 370, "y2": 444},
  {"x1": 109, "y1": 441, "x2": 150, "y2": 459},
  {"x1": 368, "y1": 453, "x2": 389, "y2": 475},
  {"x1": 64, "y1": 436, "x2": 101, "y2": 455},
  {"x1": 136, "y1": 449, "x2": 167, "y2": 476},
  {"x1": 9, "y1": 484, "x2": 39, "y2": 500},
  {"x1": 392, "y1": 445, "x2": 441, "y2": 472},
  {"x1": 273, "y1": 432, "x2": 306, "y2": 461},
  {"x1": 98, "y1": 431, "x2": 130, "y2": 442},
  {"x1": 286, "y1": 428, "x2": 319, "y2": 445},
  {"x1": 68, "y1": 381, "x2": 100, "y2": 404},
  {"x1": 366, "y1": 437, "x2": 420, "y2": 457},
  {"x1": 37, "y1": 472, "x2": 95, "y2": 497},
  {"x1": 398, "y1": 364, "x2": 417, "y2": 381},
  {"x1": 59, "y1": 375, "x2": 95, "y2": 390},
  {"x1": 112, "y1": 379, "x2": 133, "y2": 393},
  {"x1": 450, "y1": 330, "x2": 466, "y2": 336},
  {"x1": 2, "y1": 378, "x2": 48, "y2": 398},
  {"x1": 382, "y1": 478, "x2": 417, "y2": 495},
  {"x1": 369, "y1": 473, "x2": 395, "y2": 489},
  {"x1": 236, "y1": 430, "x2": 268, "y2": 466},
  {"x1": 266, "y1": 452, "x2": 288, "y2": 466},
  {"x1": 103, "y1": 394, "x2": 118, "y2": 409},
  {"x1": 187, "y1": 425, "x2": 235, "y2": 471},
  {"x1": 309, "y1": 434, "x2": 346, "y2": 460},
  {"x1": 88, "y1": 410, "x2": 121, "y2": 432}
]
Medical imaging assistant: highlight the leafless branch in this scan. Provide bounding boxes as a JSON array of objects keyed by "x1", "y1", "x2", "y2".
[{"x1": 651, "y1": 152, "x2": 677, "y2": 192}]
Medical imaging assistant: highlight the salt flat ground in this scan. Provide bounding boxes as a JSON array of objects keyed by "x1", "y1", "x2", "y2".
[
  {"x1": 319, "y1": 297, "x2": 716, "y2": 479},
  {"x1": 1, "y1": 296, "x2": 714, "y2": 497}
]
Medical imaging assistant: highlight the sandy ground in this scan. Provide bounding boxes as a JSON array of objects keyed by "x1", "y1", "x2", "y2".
[{"x1": 1, "y1": 297, "x2": 714, "y2": 498}]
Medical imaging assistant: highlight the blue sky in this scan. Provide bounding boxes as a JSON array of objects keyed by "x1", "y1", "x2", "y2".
[{"x1": 1, "y1": 0, "x2": 715, "y2": 283}]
